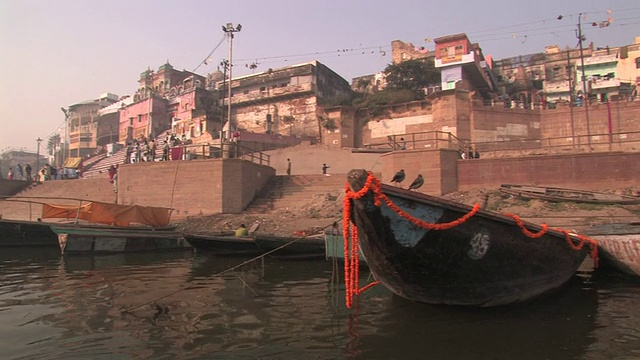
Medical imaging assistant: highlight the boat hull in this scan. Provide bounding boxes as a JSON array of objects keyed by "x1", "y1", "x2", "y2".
[
  {"x1": 184, "y1": 232, "x2": 262, "y2": 255},
  {"x1": 254, "y1": 233, "x2": 326, "y2": 259},
  {"x1": 51, "y1": 225, "x2": 189, "y2": 254},
  {"x1": 0, "y1": 219, "x2": 59, "y2": 247},
  {"x1": 348, "y1": 170, "x2": 589, "y2": 306}
]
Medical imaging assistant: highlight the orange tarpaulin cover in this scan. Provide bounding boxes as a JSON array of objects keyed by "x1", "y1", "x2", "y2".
[
  {"x1": 63, "y1": 157, "x2": 83, "y2": 169},
  {"x1": 41, "y1": 201, "x2": 171, "y2": 227}
]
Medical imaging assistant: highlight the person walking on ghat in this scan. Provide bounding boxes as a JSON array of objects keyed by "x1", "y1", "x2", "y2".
[
  {"x1": 322, "y1": 163, "x2": 330, "y2": 175},
  {"x1": 286, "y1": 158, "x2": 292, "y2": 176}
]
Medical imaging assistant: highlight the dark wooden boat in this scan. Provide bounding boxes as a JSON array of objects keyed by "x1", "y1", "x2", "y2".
[
  {"x1": 500, "y1": 184, "x2": 640, "y2": 204},
  {"x1": 253, "y1": 232, "x2": 326, "y2": 259},
  {"x1": 51, "y1": 224, "x2": 188, "y2": 254},
  {"x1": 183, "y1": 231, "x2": 262, "y2": 255},
  {"x1": 0, "y1": 219, "x2": 60, "y2": 247},
  {"x1": 346, "y1": 169, "x2": 595, "y2": 307},
  {"x1": 583, "y1": 222, "x2": 640, "y2": 277}
]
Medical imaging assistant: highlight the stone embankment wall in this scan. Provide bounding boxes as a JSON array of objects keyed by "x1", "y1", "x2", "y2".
[{"x1": 117, "y1": 159, "x2": 274, "y2": 220}]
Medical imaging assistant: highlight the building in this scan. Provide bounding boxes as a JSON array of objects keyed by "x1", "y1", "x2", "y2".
[
  {"x1": 119, "y1": 62, "x2": 218, "y2": 144},
  {"x1": 578, "y1": 47, "x2": 620, "y2": 103},
  {"x1": 64, "y1": 93, "x2": 120, "y2": 158},
  {"x1": 434, "y1": 33, "x2": 497, "y2": 99},
  {"x1": 492, "y1": 52, "x2": 546, "y2": 107},
  {"x1": 0, "y1": 149, "x2": 46, "y2": 180},
  {"x1": 220, "y1": 60, "x2": 353, "y2": 139}
]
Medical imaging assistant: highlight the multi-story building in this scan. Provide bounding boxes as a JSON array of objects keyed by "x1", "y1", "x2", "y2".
[
  {"x1": 64, "y1": 93, "x2": 120, "y2": 158},
  {"x1": 119, "y1": 62, "x2": 219, "y2": 144},
  {"x1": 617, "y1": 36, "x2": 640, "y2": 99},
  {"x1": 220, "y1": 60, "x2": 352, "y2": 138},
  {"x1": 578, "y1": 47, "x2": 620, "y2": 102},
  {"x1": 434, "y1": 33, "x2": 497, "y2": 99},
  {"x1": 492, "y1": 52, "x2": 545, "y2": 107}
]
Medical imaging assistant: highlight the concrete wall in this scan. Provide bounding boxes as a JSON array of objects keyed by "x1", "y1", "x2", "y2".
[
  {"x1": 117, "y1": 159, "x2": 274, "y2": 219},
  {"x1": 455, "y1": 151, "x2": 639, "y2": 191},
  {"x1": 380, "y1": 149, "x2": 459, "y2": 196}
]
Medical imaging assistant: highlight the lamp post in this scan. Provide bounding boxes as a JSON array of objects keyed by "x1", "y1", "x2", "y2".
[
  {"x1": 60, "y1": 107, "x2": 70, "y2": 163},
  {"x1": 222, "y1": 22, "x2": 241, "y2": 140},
  {"x1": 36, "y1": 137, "x2": 42, "y2": 182},
  {"x1": 220, "y1": 59, "x2": 229, "y2": 141}
]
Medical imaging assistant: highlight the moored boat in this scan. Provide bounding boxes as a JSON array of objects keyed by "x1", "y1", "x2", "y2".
[
  {"x1": 344, "y1": 169, "x2": 598, "y2": 307},
  {"x1": 253, "y1": 232, "x2": 326, "y2": 259},
  {"x1": 0, "y1": 219, "x2": 60, "y2": 247},
  {"x1": 52, "y1": 225, "x2": 188, "y2": 254},
  {"x1": 184, "y1": 231, "x2": 262, "y2": 255},
  {"x1": 583, "y1": 222, "x2": 640, "y2": 277},
  {"x1": 324, "y1": 223, "x2": 366, "y2": 264},
  {"x1": 500, "y1": 184, "x2": 640, "y2": 205}
]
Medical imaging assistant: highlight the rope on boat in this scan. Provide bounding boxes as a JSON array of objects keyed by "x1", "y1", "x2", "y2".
[
  {"x1": 342, "y1": 171, "x2": 600, "y2": 309},
  {"x1": 121, "y1": 227, "x2": 334, "y2": 315}
]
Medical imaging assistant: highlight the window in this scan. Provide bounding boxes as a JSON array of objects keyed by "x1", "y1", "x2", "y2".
[
  {"x1": 553, "y1": 67, "x2": 560, "y2": 78},
  {"x1": 138, "y1": 115, "x2": 142, "y2": 123},
  {"x1": 636, "y1": 57, "x2": 640, "y2": 68}
]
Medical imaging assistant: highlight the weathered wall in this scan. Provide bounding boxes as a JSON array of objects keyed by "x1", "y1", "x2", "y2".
[
  {"x1": 470, "y1": 105, "x2": 542, "y2": 149},
  {"x1": 380, "y1": 149, "x2": 459, "y2": 196},
  {"x1": 456, "y1": 151, "x2": 640, "y2": 191},
  {"x1": 117, "y1": 159, "x2": 274, "y2": 219}
]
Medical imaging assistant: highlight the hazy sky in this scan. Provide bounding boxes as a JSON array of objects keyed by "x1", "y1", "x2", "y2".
[{"x1": 1, "y1": 0, "x2": 638, "y2": 152}]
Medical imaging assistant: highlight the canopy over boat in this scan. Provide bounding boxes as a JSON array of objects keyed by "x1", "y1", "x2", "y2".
[{"x1": 41, "y1": 201, "x2": 172, "y2": 228}]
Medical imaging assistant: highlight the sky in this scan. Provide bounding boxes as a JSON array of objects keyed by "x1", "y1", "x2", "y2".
[{"x1": 1, "y1": 0, "x2": 639, "y2": 152}]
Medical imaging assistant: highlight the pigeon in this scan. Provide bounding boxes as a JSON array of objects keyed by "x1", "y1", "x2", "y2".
[
  {"x1": 390, "y1": 169, "x2": 405, "y2": 185},
  {"x1": 408, "y1": 174, "x2": 424, "y2": 190}
]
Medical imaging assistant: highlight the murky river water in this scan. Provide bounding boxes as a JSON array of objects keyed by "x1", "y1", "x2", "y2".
[{"x1": 1, "y1": 248, "x2": 639, "y2": 360}]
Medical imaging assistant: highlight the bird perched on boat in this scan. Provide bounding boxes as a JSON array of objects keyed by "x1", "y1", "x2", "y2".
[
  {"x1": 391, "y1": 169, "x2": 405, "y2": 185},
  {"x1": 408, "y1": 174, "x2": 424, "y2": 190}
]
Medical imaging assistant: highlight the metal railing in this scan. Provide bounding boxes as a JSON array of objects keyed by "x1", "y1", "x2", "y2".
[{"x1": 150, "y1": 141, "x2": 270, "y2": 166}]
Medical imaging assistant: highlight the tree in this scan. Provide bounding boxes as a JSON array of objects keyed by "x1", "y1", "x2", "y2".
[
  {"x1": 47, "y1": 134, "x2": 60, "y2": 156},
  {"x1": 383, "y1": 58, "x2": 440, "y2": 99}
]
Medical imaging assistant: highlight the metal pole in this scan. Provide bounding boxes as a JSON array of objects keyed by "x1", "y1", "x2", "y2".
[
  {"x1": 36, "y1": 137, "x2": 42, "y2": 182},
  {"x1": 222, "y1": 23, "x2": 241, "y2": 140},
  {"x1": 567, "y1": 49, "x2": 575, "y2": 148},
  {"x1": 577, "y1": 13, "x2": 591, "y2": 149}
]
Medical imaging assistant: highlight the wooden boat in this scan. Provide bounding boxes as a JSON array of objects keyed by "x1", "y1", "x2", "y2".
[
  {"x1": 0, "y1": 219, "x2": 60, "y2": 247},
  {"x1": 324, "y1": 226, "x2": 366, "y2": 264},
  {"x1": 183, "y1": 231, "x2": 262, "y2": 255},
  {"x1": 41, "y1": 199, "x2": 184, "y2": 254},
  {"x1": 253, "y1": 232, "x2": 326, "y2": 259},
  {"x1": 583, "y1": 222, "x2": 640, "y2": 277},
  {"x1": 500, "y1": 184, "x2": 640, "y2": 204},
  {"x1": 51, "y1": 224, "x2": 188, "y2": 254},
  {"x1": 345, "y1": 169, "x2": 596, "y2": 307}
]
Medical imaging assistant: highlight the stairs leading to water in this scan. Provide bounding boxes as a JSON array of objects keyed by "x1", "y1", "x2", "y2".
[{"x1": 243, "y1": 174, "x2": 347, "y2": 215}]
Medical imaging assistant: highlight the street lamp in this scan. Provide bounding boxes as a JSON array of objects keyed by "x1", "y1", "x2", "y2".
[
  {"x1": 61, "y1": 107, "x2": 70, "y2": 162},
  {"x1": 222, "y1": 22, "x2": 241, "y2": 140},
  {"x1": 36, "y1": 137, "x2": 42, "y2": 182}
]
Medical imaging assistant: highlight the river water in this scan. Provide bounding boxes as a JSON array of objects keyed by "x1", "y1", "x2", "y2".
[{"x1": 1, "y1": 248, "x2": 639, "y2": 360}]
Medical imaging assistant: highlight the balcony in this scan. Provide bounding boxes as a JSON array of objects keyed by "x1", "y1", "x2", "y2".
[
  {"x1": 591, "y1": 78, "x2": 620, "y2": 90},
  {"x1": 225, "y1": 82, "x2": 315, "y2": 106}
]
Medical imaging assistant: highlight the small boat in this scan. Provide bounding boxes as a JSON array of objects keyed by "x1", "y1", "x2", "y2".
[
  {"x1": 583, "y1": 222, "x2": 640, "y2": 277},
  {"x1": 0, "y1": 219, "x2": 60, "y2": 247},
  {"x1": 324, "y1": 225, "x2": 366, "y2": 264},
  {"x1": 51, "y1": 225, "x2": 188, "y2": 254},
  {"x1": 500, "y1": 184, "x2": 640, "y2": 205},
  {"x1": 253, "y1": 232, "x2": 326, "y2": 259},
  {"x1": 43, "y1": 200, "x2": 185, "y2": 254},
  {"x1": 184, "y1": 231, "x2": 262, "y2": 255},
  {"x1": 345, "y1": 169, "x2": 597, "y2": 307}
]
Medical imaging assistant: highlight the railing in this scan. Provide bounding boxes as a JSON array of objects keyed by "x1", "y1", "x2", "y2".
[
  {"x1": 364, "y1": 131, "x2": 462, "y2": 151},
  {"x1": 127, "y1": 141, "x2": 270, "y2": 166},
  {"x1": 472, "y1": 130, "x2": 640, "y2": 158}
]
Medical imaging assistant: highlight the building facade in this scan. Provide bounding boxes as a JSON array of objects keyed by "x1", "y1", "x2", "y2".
[{"x1": 65, "y1": 93, "x2": 120, "y2": 158}]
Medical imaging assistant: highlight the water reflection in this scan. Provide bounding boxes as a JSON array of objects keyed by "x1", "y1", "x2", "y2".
[{"x1": 0, "y1": 249, "x2": 638, "y2": 359}]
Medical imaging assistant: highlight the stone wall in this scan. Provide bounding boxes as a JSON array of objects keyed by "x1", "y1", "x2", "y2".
[
  {"x1": 381, "y1": 149, "x2": 459, "y2": 195},
  {"x1": 117, "y1": 159, "x2": 274, "y2": 219},
  {"x1": 455, "y1": 151, "x2": 639, "y2": 192}
]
